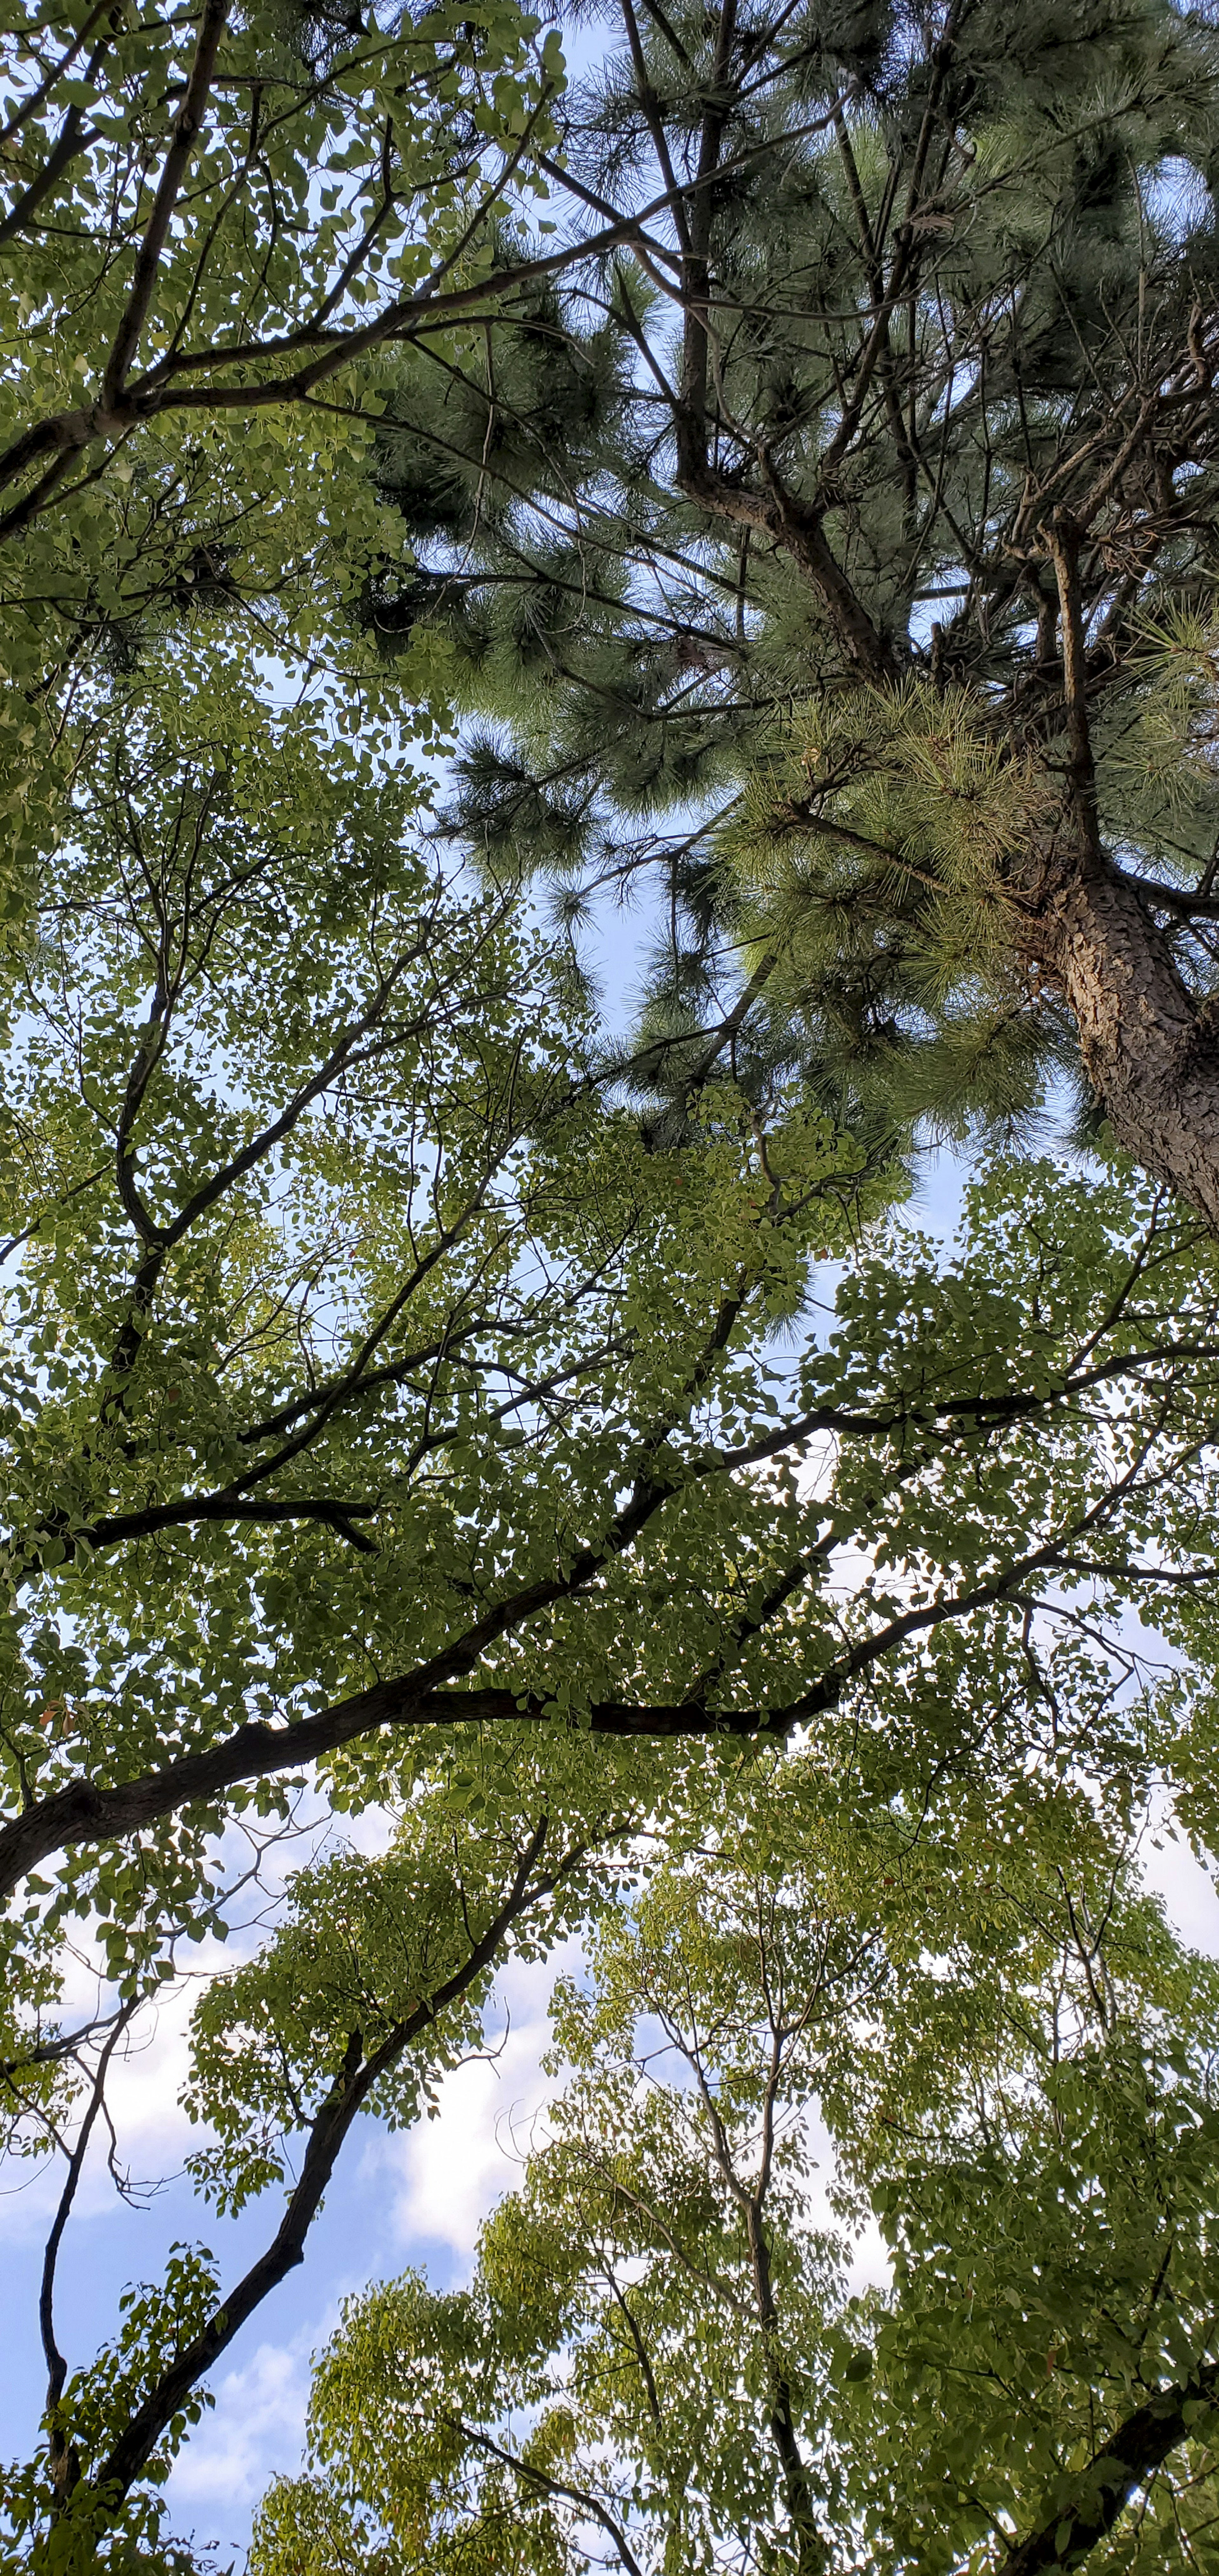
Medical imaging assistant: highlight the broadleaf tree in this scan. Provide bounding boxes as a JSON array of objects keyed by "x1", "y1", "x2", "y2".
[
  {"x1": 0, "y1": 646, "x2": 1218, "y2": 2560},
  {"x1": 0, "y1": 0, "x2": 580, "y2": 891},
  {"x1": 250, "y1": 1780, "x2": 1219, "y2": 2576},
  {"x1": 4, "y1": 0, "x2": 1219, "y2": 2562}
]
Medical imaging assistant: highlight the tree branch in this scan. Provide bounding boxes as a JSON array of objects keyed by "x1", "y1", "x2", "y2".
[
  {"x1": 41, "y1": 2000, "x2": 140, "y2": 2494},
  {"x1": 91, "y1": 1816, "x2": 578, "y2": 2497},
  {"x1": 448, "y1": 2412, "x2": 649, "y2": 2576},
  {"x1": 0, "y1": 1488, "x2": 1153, "y2": 1902},
  {"x1": 1002, "y1": 2357, "x2": 1219, "y2": 2574},
  {"x1": 101, "y1": 0, "x2": 230, "y2": 408}
]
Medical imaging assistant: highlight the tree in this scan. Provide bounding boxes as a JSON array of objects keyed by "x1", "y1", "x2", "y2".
[
  {"x1": 249, "y1": 1775, "x2": 1219, "y2": 2576},
  {"x1": 5, "y1": 656, "x2": 1219, "y2": 1909},
  {"x1": 6, "y1": 1, "x2": 1219, "y2": 2547},
  {"x1": 359, "y1": 0, "x2": 1219, "y2": 1221},
  {"x1": 8, "y1": 1755, "x2": 629, "y2": 2566},
  {"x1": 0, "y1": 0, "x2": 584, "y2": 886},
  {"x1": 3, "y1": 644, "x2": 1219, "y2": 2552}
]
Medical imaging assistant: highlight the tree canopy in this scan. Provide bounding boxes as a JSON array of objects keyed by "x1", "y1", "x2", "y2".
[
  {"x1": 357, "y1": 0, "x2": 1219, "y2": 1218},
  {"x1": 4, "y1": 649, "x2": 1219, "y2": 2564},
  {"x1": 252, "y1": 1789, "x2": 1219, "y2": 2575},
  {"x1": 3, "y1": 1, "x2": 1219, "y2": 2570}
]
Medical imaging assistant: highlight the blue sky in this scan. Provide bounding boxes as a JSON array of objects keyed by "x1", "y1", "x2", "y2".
[{"x1": 2, "y1": 1815, "x2": 1216, "y2": 2564}]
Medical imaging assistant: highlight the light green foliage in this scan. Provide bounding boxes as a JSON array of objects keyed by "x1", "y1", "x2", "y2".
[
  {"x1": 0, "y1": 2245, "x2": 223, "y2": 2576},
  {"x1": 1, "y1": 664, "x2": 1218, "y2": 2057},
  {"x1": 251, "y1": 1768, "x2": 1219, "y2": 2575},
  {"x1": 183, "y1": 1749, "x2": 630, "y2": 2212},
  {"x1": 58, "y1": 2247, "x2": 223, "y2": 2490},
  {"x1": 0, "y1": 0, "x2": 563, "y2": 903},
  {"x1": 0, "y1": 1761, "x2": 625, "y2": 2570},
  {"x1": 6, "y1": 0, "x2": 1219, "y2": 2555},
  {"x1": 3, "y1": 565, "x2": 1219, "y2": 2559}
]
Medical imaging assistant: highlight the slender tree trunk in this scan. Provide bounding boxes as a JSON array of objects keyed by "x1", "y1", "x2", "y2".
[{"x1": 745, "y1": 2204, "x2": 827, "y2": 2576}]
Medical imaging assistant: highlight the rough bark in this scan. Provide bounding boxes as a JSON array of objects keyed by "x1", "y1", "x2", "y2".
[
  {"x1": 704, "y1": 456, "x2": 1219, "y2": 1228},
  {"x1": 1017, "y1": 841, "x2": 1219, "y2": 1233},
  {"x1": 676, "y1": 361, "x2": 1219, "y2": 1229}
]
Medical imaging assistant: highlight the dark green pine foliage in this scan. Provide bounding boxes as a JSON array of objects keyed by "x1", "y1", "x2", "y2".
[
  {"x1": 363, "y1": 0, "x2": 1219, "y2": 1181},
  {"x1": 367, "y1": 272, "x2": 752, "y2": 923}
]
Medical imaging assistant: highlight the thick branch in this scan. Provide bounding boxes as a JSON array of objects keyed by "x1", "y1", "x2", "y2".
[
  {"x1": 0, "y1": 1506, "x2": 1144, "y2": 1902},
  {"x1": 0, "y1": 101, "x2": 97, "y2": 252},
  {"x1": 102, "y1": 0, "x2": 230, "y2": 406},
  {"x1": 1002, "y1": 2357, "x2": 1219, "y2": 2574},
  {"x1": 1048, "y1": 512, "x2": 1102, "y2": 869},
  {"x1": 676, "y1": 452, "x2": 896, "y2": 679},
  {"x1": 0, "y1": 159, "x2": 757, "y2": 526}
]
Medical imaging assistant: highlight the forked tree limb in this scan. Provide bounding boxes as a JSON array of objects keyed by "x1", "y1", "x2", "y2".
[
  {"x1": 100, "y1": 0, "x2": 230, "y2": 408},
  {"x1": 0, "y1": 1488, "x2": 1185, "y2": 1903},
  {"x1": 90, "y1": 1817, "x2": 582, "y2": 2497}
]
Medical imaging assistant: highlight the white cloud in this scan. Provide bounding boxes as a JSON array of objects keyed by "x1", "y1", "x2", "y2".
[
  {"x1": 374, "y1": 1942, "x2": 580, "y2": 2264},
  {"x1": 1141, "y1": 1822, "x2": 1219, "y2": 1959},
  {"x1": 0, "y1": 1969, "x2": 211, "y2": 2246},
  {"x1": 100, "y1": 1979, "x2": 207, "y2": 2168},
  {"x1": 166, "y1": 2331, "x2": 313, "y2": 2522},
  {"x1": 0, "y1": 1803, "x2": 404, "y2": 2249}
]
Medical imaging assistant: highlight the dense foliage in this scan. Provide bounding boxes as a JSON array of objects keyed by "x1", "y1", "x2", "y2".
[
  {"x1": 1, "y1": 2, "x2": 1219, "y2": 2570},
  {"x1": 3, "y1": 648, "x2": 1219, "y2": 2564},
  {"x1": 253, "y1": 1794, "x2": 1219, "y2": 2575},
  {"x1": 360, "y1": 0, "x2": 1219, "y2": 1218},
  {"x1": 0, "y1": 0, "x2": 568, "y2": 890}
]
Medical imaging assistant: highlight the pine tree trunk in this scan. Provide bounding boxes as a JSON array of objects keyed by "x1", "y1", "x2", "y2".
[
  {"x1": 1018, "y1": 844, "x2": 1219, "y2": 1229},
  {"x1": 631, "y1": 446, "x2": 1219, "y2": 1223}
]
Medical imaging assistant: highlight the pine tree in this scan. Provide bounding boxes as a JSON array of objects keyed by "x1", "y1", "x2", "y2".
[{"x1": 363, "y1": 0, "x2": 1219, "y2": 1215}]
